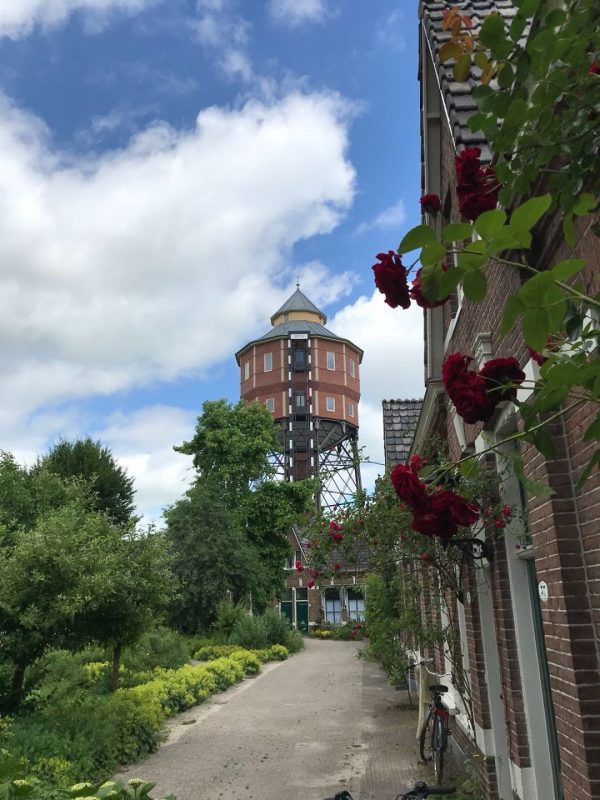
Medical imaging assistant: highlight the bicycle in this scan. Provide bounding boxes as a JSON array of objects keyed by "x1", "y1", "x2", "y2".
[
  {"x1": 419, "y1": 684, "x2": 451, "y2": 785},
  {"x1": 322, "y1": 782, "x2": 456, "y2": 799}
]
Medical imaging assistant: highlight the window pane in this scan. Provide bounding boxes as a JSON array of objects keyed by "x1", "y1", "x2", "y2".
[
  {"x1": 296, "y1": 588, "x2": 308, "y2": 601},
  {"x1": 349, "y1": 359, "x2": 355, "y2": 377},
  {"x1": 293, "y1": 344, "x2": 306, "y2": 370},
  {"x1": 348, "y1": 402, "x2": 354, "y2": 417},
  {"x1": 264, "y1": 353, "x2": 272, "y2": 371},
  {"x1": 295, "y1": 392, "x2": 306, "y2": 408},
  {"x1": 326, "y1": 396, "x2": 335, "y2": 412},
  {"x1": 327, "y1": 352, "x2": 335, "y2": 369}
]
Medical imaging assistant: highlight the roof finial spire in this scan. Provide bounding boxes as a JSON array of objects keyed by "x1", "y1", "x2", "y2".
[{"x1": 296, "y1": 276, "x2": 300, "y2": 289}]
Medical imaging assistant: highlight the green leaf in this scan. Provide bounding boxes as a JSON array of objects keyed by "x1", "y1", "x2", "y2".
[
  {"x1": 534, "y1": 385, "x2": 570, "y2": 413},
  {"x1": 479, "y1": 13, "x2": 505, "y2": 48},
  {"x1": 544, "y1": 285, "x2": 566, "y2": 332},
  {"x1": 475, "y1": 209, "x2": 507, "y2": 239},
  {"x1": 501, "y1": 295, "x2": 523, "y2": 335},
  {"x1": 563, "y1": 213, "x2": 576, "y2": 247},
  {"x1": 505, "y1": 98, "x2": 529, "y2": 128},
  {"x1": 467, "y1": 112, "x2": 489, "y2": 133},
  {"x1": 462, "y1": 270, "x2": 487, "y2": 302},
  {"x1": 531, "y1": 429, "x2": 557, "y2": 459},
  {"x1": 420, "y1": 243, "x2": 446, "y2": 267},
  {"x1": 573, "y1": 192, "x2": 596, "y2": 216},
  {"x1": 457, "y1": 240, "x2": 487, "y2": 270},
  {"x1": 519, "y1": 271, "x2": 554, "y2": 308},
  {"x1": 442, "y1": 222, "x2": 473, "y2": 243},
  {"x1": 485, "y1": 227, "x2": 529, "y2": 254},
  {"x1": 498, "y1": 63, "x2": 514, "y2": 88},
  {"x1": 514, "y1": 456, "x2": 555, "y2": 498},
  {"x1": 438, "y1": 266, "x2": 465, "y2": 297},
  {"x1": 583, "y1": 413, "x2": 600, "y2": 443},
  {"x1": 516, "y1": 0, "x2": 541, "y2": 15},
  {"x1": 551, "y1": 258, "x2": 586, "y2": 281},
  {"x1": 454, "y1": 54, "x2": 472, "y2": 82},
  {"x1": 398, "y1": 224, "x2": 436, "y2": 254},
  {"x1": 522, "y1": 308, "x2": 550, "y2": 351},
  {"x1": 576, "y1": 450, "x2": 600, "y2": 490},
  {"x1": 510, "y1": 194, "x2": 552, "y2": 231}
]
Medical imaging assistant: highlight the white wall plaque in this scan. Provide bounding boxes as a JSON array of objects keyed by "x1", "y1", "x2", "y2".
[{"x1": 538, "y1": 581, "x2": 549, "y2": 602}]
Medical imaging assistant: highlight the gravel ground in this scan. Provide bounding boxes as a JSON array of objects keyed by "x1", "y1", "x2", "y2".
[{"x1": 117, "y1": 638, "x2": 421, "y2": 800}]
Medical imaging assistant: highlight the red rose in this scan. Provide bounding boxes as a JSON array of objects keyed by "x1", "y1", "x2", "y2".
[
  {"x1": 410, "y1": 265, "x2": 450, "y2": 309},
  {"x1": 420, "y1": 193, "x2": 441, "y2": 213},
  {"x1": 443, "y1": 354, "x2": 494, "y2": 423},
  {"x1": 409, "y1": 453, "x2": 426, "y2": 473},
  {"x1": 502, "y1": 505, "x2": 512, "y2": 518},
  {"x1": 480, "y1": 357, "x2": 525, "y2": 403},
  {"x1": 494, "y1": 518, "x2": 506, "y2": 529},
  {"x1": 372, "y1": 251, "x2": 411, "y2": 309},
  {"x1": 295, "y1": 560, "x2": 304, "y2": 572},
  {"x1": 412, "y1": 509, "x2": 457, "y2": 541},
  {"x1": 455, "y1": 148, "x2": 499, "y2": 221},
  {"x1": 434, "y1": 489, "x2": 480, "y2": 527},
  {"x1": 390, "y1": 464, "x2": 429, "y2": 511},
  {"x1": 419, "y1": 552, "x2": 432, "y2": 562},
  {"x1": 527, "y1": 346, "x2": 546, "y2": 366},
  {"x1": 334, "y1": 563, "x2": 341, "y2": 571},
  {"x1": 590, "y1": 62, "x2": 599, "y2": 75},
  {"x1": 307, "y1": 580, "x2": 315, "y2": 588},
  {"x1": 331, "y1": 532, "x2": 344, "y2": 542}
]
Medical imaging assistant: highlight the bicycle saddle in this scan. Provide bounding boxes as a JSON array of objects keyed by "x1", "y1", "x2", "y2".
[{"x1": 428, "y1": 684, "x2": 449, "y2": 693}]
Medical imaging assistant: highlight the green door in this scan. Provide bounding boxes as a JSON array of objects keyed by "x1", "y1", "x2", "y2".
[
  {"x1": 281, "y1": 588, "x2": 293, "y2": 626},
  {"x1": 295, "y1": 587, "x2": 308, "y2": 632}
]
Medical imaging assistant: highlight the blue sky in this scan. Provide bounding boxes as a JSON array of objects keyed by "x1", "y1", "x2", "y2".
[{"x1": 0, "y1": 0, "x2": 426, "y2": 521}]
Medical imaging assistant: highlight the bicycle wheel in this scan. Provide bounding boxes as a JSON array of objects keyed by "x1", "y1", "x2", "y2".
[
  {"x1": 432, "y1": 714, "x2": 445, "y2": 784},
  {"x1": 419, "y1": 707, "x2": 434, "y2": 763}
]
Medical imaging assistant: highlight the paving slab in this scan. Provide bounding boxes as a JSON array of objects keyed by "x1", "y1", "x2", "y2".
[{"x1": 118, "y1": 638, "x2": 421, "y2": 800}]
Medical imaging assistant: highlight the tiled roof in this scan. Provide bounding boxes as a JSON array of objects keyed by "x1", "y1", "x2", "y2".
[
  {"x1": 382, "y1": 399, "x2": 423, "y2": 468},
  {"x1": 270, "y1": 288, "x2": 326, "y2": 324},
  {"x1": 419, "y1": 1, "x2": 521, "y2": 160},
  {"x1": 258, "y1": 320, "x2": 340, "y2": 341}
]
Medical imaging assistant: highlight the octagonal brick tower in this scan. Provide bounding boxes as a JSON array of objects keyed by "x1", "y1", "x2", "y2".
[{"x1": 235, "y1": 284, "x2": 363, "y2": 509}]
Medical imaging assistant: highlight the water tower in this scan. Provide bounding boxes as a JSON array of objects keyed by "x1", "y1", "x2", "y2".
[{"x1": 235, "y1": 284, "x2": 363, "y2": 509}]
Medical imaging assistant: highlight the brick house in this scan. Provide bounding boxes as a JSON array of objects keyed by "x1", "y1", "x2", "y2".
[{"x1": 405, "y1": 3, "x2": 600, "y2": 800}]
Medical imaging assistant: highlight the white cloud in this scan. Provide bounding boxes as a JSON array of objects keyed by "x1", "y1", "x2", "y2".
[
  {"x1": 0, "y1": 88, "x2": 355, "y2": 516},
  {"x1": 189, "y1": 1, "x2": 254, "y2": 82},
  {"x1": 0, "y1": 0, "x2": 159, "y2": 38},
  {"x1": 95, "y1": 406, "x2": 196, "y2": 524},
  {"x1": 330, "y1": 291, "x2": 425, "y2": 488},
  {"x1": 269, "y1": 0, "x2": 329, "y2": 28},
  {"x1": 354, "y1": 199, "x2": 406, "y2": 236}
]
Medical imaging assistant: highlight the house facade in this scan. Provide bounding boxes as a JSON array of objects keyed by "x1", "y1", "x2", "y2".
[{"x1": 407, "y1": 3, "x2": 600, "y2": 800}]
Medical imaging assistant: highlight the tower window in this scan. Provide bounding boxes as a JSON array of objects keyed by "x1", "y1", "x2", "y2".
[
  {"x1": 244, "y1": 361, "x2": 250, "y2": 380},
  {"x1": 327, "y1": 351, "x2": 335, "y2": 370},
  {"x1": 264, "y1": 352, "x2": 273, "y2": 372},
  {"x1": 295, "y1": 392, "x2": 306, "y2": 409},
  {"x1": 326, "y1": 396, "x2": 335, "y2": 412},
  {"x1": 266, "y1": 398, "x2": 274, "y2": 412},
  {"x1": 349, "y1": 359, "x2": 355, "y2": 378},
  {"x1": 348, "y1": 402, "x2": 354, "y2": 417},
  {"x1": 293, "y1": 343, "x2": 306, "y2": 370}
]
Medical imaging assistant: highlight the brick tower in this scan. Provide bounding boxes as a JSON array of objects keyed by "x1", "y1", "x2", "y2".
[{"x1": 235, "y1": 284, "x2": 363, "y2": 509}]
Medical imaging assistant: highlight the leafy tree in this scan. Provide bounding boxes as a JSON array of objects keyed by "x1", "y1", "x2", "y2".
[
  {"x1": 77, "y1": 529, "x2": 174, "y2": 690},
  {"x1": 165, "y1": 479, "x2": 256, "y2": 633},
  {"x1": 36, "y1": 437, "x2": 136, "y2": 526},
  {"x1": 0, "y1": 497, "x2": 119, "y2": 710},
  {"x1": 241, "y1": 480, "x2": 316, "y2": 610},
  {"x1": 175, "y1": 400, "x2": 279, "y2": 499}
]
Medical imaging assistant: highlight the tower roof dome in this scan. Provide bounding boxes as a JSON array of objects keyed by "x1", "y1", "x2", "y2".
[{"x1": 270, "y1": 286, "x2": 327, "y2": 325}]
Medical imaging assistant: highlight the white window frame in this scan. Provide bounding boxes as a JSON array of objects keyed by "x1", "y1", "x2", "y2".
[
  {"x1": 348, "y1": 401, "x2": 354, "y2": 417},
  {"x1": 264, "y1": 352, "x2": 273, "y2": 372},
  {"x1": 244, "y1": 361, "x2": 250, "y2": 380},
  {"x1": 326, "y1": 351, "x2": 335, "y2": 370},
  {"x1": 349, "y1": 358, "x2": 355, "y2": 377},
  {"x1": 265, "y1": 398, "x2": 274, "y2": 412},
  {"x1": 326, "y1": 396, "x2": 335, "y2": 412}
]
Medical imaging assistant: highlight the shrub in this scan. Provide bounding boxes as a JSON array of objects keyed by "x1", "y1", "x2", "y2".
[
  {"x1": 228, "y1": 651, "x2": 261, "y2": 675},
  {"x1": 202, "y1": 658, "x2": 245, "y2": 692},
  {"x1": 212, "y1": 599, "x2": 247, "y2": 639},
  {"x1": 284, "y1": 627, "x2": 304, "y2": 653},
  {"x1": 228, "y1": 616, "x2": 268, "y2": 650},
  {"x1": 121, "y1": 628, "x2": 192, "y2": 673},
  {"x1": 193, "y1": 644, "x2": 241, "y2": 661},
  {"x1": 260, "y1": 609, "x2": 292, "y2": 647}
]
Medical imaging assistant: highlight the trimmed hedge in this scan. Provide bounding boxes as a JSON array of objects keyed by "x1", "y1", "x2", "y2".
[{"x1": 2, "y1": 647, "x2": 289, "y2": 789}]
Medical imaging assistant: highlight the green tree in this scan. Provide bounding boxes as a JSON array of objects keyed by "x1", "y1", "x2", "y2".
[
  {"x1": 175, "y1": 400, "x2": 279, "y2": 499},
  {"x1": 36, "y1": 437, "x2": 136, "y2": 526},
  {"x1": 78, "y1": 529, "x2": 174, "y2": 690},
  {"x1": 0, "y1": 497, "x2": 119, "y2": 710},
  {"x1": 165, "y1": 479, "x2": 256, "y2": 633},
  {"x1": 241, "y1": 480, "x2": 316, "y2": 611}
]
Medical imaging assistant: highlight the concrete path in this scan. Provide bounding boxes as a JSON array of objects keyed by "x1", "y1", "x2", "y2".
[{"x1": 118, "y1": 638, "x2": 421, "y2": 800}]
